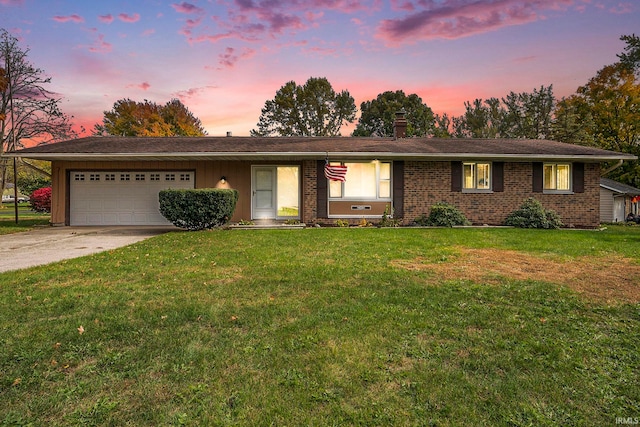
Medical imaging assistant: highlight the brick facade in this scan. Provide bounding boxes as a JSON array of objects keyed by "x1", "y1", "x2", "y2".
[
  {"x1": 304, "y1": 160, "x2": 601, "y2": 228},
  {"x1": 302, "y1": 160, "x2": 318, "y2": 224},
  {"x1": 402, "y1": 161, "x2": 600, "y2": 228}
]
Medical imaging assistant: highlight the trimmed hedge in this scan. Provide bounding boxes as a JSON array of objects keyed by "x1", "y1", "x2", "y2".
[
  {"x1": 504, "y1": 197, "x2": 563, "y2": 229},
  {"x1": 159, "y1": 188, "x2": 238, "y2": 230}
]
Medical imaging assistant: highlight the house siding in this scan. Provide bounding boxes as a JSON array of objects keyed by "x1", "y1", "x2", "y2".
[
  {"x1": 599, "y1": 188, "x2": 615, "y2": 223},
  {"x1": 51, "y1": 160, "x2": 305, "y2": 225}
]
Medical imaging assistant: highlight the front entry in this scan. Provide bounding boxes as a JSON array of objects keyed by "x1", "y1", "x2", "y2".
[{"x1": 252, "y1": 166, "x2": 300, "y2": 220}]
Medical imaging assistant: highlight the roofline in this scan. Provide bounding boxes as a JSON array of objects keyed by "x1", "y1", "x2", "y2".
[
  {"x1": 600, "y1": 183, "x2": 640, "y2": 195},
  {"x1": 4, "y1": 151, "x2": 637, "y2": 162},
  {"x1": 600, "y1": 184, "x2": 625, "y2": 194}
]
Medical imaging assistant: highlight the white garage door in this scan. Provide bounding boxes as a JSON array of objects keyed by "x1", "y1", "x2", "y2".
[{"x1": 70, "y1": 171, "x2": 194, "y2": 226}]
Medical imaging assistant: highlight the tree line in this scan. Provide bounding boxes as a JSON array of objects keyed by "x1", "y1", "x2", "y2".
[{"x1": 1, "y1": 28, "x2": 638, "y2": 189}]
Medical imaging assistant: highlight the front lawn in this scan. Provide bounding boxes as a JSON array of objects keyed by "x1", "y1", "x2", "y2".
[
  {"x1": 1, "y1": 227, "x2": 639, "y2": 426},
  {"x1": 0, "y1": 204, "x2": 50, "y2": 234}
]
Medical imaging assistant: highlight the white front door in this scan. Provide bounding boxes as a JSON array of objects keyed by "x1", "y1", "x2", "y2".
[
  {"x1": 251, "y1": 166, "x2": 300, "y2": 220},
  {"x1": 252, "y1": 167, "x2": 277, "y2": 219}
]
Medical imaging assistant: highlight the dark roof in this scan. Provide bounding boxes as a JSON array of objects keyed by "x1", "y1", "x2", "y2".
[
  {"x1": 6, "y1": 136, "x2": 637, "y2": 162},
  {"x1": 600, "y1": 178, "x2": 640, "y2": 195}
]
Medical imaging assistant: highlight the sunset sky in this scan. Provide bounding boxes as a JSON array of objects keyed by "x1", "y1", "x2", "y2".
[{"x1": 2, "y1": 0, "x2": 638, "y2": 137}]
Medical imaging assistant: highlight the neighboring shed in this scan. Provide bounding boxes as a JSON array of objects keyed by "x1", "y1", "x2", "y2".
[{"x1": 600, "y1": 178, "x2": 640, "y2": 223}]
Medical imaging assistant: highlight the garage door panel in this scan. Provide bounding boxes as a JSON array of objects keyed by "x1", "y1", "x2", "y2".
[{"x1": 70, "y1": 171, "x2": 194, "y2": 226}]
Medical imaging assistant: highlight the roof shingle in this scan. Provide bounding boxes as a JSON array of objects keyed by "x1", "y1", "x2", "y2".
[{"x1": 8, "y1": 136, "x2": 637, "y2": 162}]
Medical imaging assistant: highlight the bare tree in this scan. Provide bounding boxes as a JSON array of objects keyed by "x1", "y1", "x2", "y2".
[{"x1": 0, "y1": 29, "x2": 75, "y2": 195}]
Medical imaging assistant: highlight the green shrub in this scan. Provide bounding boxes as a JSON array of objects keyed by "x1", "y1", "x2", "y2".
[
  {"x1": 412, "y1": 213, "x2": 430, "y2": 226},
  {"x1": 159, "y1": 188, "x2": 238, "y2": 230},
  {"x1": 334, "y1": 219, "x2": 349, "y2": 227},
  {"x1": 415, "y1": 202, "x2": 470, "y2": 227},
  {"x1": 504, "y1": 197, "x2": 563, "y2": 229},
  {"x1": 18, "y1": 176, "x2": 51, "y2": 196},
  {"x1": 379, "y1": 205, "x2": 400, "y2": 227}
]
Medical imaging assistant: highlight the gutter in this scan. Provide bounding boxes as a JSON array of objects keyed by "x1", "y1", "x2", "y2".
[
  {"x1": 601, "y1": 159, "x2": 624, "y2": 176},
  {"x1": 3, "y1": 151, "x2": 638, "y2": 163}
]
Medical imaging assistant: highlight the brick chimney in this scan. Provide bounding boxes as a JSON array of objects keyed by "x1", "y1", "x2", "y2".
[{"x1": 393, "y1": 110, "x2": 407, "y2": 139}]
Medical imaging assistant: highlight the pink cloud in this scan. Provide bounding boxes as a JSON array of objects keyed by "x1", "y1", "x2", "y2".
[
  {"x1": 376, "y1": 0, "x2": 574, "y2": 44},
  {"x1": 610, "y1": 2, "x2": 632, "y2": 14},
  {"x1": 126, "y1": 82, "x2": 151, "y2": 90},
  {"x1": 171, "y1": 2, "x2": 204, "y2": 14},
  {"x1": 218, "y1": 47, "x2": 257, "y2": 68},
  {"x1": 118, "y1": 13, "x2": 140, "y2": 23},
  {"x1": 52, "y1": 14, "x2": 84, "y2": 24},
  {"x1": 98, "y1": 14, "x2": 114, "y2": 24},
  {"x1": 301, "y1": 46, "x2": 339, "y2": 57},
  {"x1": 142, "y1": 29, "x2": 156, "y2": 36},
  {"x1": 390, "y1": 0, "x2": 415, "y2": 12},
  {"x1": 177, "y1": 0, "x2": 379, "y2": 45},
  {"x1": 0, "y1": 0, "x2": 24, "y2": 5},
  {"x1": 88, "y1": 33, "x2": 112, "y2": 53},
  {"x1": 172, "y1": 86, "x2": 219, "y2": 105},
  {"x1": 513, "y1": 55, "x2": 537, "y2": 63}
]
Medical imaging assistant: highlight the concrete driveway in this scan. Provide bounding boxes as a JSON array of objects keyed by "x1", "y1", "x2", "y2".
[{"x1": 0, "y1": 226, "x2": 179, "y2": 273}]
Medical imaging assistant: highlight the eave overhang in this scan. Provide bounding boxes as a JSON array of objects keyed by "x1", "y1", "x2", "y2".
[{"x1": 4, "y1": 151, "x2": 636, "y2": 163}]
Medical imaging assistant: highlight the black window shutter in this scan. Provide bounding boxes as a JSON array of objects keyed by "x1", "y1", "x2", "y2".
[
  {"x1": 532, "y1": 162, "x2": 543, "y2": 193},
  {"x1": 393, "y1": 161, "x2": 404, "y2": 218},
  {"x1": 573, "y1": 162, "x2": 584, "y2": 193},
  {"x1": 451, "y1": 161, "x2": 462, "y2": 192},
  {"x1": 317, "y1": 161, "x2": 327, "y2": 218},
  {"x1": 492, "y1": 162, "x2": 504, "y2": 192}
]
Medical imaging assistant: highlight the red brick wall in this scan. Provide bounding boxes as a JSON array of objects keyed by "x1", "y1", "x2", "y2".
[
  {"x1": 402, "y1": 161, "x2": 600, "y2": 228},
  {"x1": 304, "y1": 160, "x2": 601, "y2": 228},
  {"x1": 302, "y1": 160, "x2": 318, "y2": 224}
]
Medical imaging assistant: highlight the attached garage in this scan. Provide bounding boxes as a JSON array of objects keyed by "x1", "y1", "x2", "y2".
[
  {"x1": 6, "y1": 135, "x2": 638, "y2": 228},
  {"x1": 69, "y1": 171, "x2": 194, "y2": 225}
]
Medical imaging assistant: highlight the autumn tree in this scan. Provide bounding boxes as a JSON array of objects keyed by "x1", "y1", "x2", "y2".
[
  {"x1": 251, "y1": 77, "x2": 356, "y2": 137},
  {"x1": 552, "y1": 35, "x2": 640, "y2": 186},
  {"x1": 563, "y1": 63, "x2": 640, "y2": 185},
  {"x1": 353, "y1": 90, "x2": 435, "y2": 137},
  {"x1": 94, "y1": 98, "x2": 206, "y2": 136},
  {"x1": 0, "y1": 29, "x2": 75, "y2": 198}
]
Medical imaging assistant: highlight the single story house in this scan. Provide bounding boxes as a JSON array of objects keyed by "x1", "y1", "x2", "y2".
[
  {"x1": 600, "y1": 178, "x2": 640, "y2": 223},
  {"x1": 6, "y1": 122, "x2": 636, "y2": 228}
]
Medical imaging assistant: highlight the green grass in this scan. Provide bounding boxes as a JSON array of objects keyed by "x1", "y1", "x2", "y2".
[
  {"x1": 277, "y1": 206, "x2": 299, "y2": 217},
  {"x1": 1, "y1": 227, "x2": 639, "y2": 426},
  {"x1": 0, "y1": 204, "x2": 50, "y2": 234}
]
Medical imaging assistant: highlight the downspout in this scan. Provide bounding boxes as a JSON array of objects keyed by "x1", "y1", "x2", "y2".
[{"x1": 601, "y1": 159, "x2": 623, "y2": 176}]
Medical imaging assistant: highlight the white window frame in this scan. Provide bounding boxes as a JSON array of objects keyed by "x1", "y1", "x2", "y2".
[
  {"x1": 328, "y1": 161, "x2": 393, "y2": 201},
  {"x1": 543, "y1": 163, "x2": 572, "y2": 193},
  {"x1": 462, "y1": 162, "x2": 492, "y2": 192}
]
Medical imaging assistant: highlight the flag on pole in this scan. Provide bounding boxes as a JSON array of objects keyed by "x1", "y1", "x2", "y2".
[{"x1": 324, "y1": 162, "x2": 348, "y2": 182}]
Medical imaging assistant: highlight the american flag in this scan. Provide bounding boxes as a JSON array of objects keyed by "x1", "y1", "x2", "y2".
[{"x1": 324, "y1": 163, "x2": 348, "y2": 182}]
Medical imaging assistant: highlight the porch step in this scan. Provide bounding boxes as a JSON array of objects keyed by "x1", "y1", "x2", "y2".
[{"x1": 228, "y1": 220, "x2": 306, "y2": 230}]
